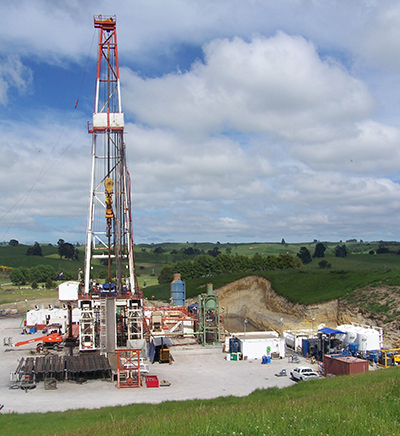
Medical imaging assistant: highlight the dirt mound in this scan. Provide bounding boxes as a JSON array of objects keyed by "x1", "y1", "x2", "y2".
[{"x1": 216, "y1": 276, "x2": 399, "y2": 347}]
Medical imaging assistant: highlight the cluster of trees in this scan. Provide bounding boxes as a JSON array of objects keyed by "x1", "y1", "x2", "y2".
[
  {"x1": 9, "y1": 265, "x2": 56, "y2": 287},
  {"x1": 297, "y1": 242, "x2": 327, "y2": 264},
  {"x1": 334, "y1": 244, "x2": 348, "y2": 258},
  {"x1": 153, "y1": 246, "x2": 165, "y2": 254},
  {"x1": 8, "y1": 240, "x2": 80, "y2": 260},
  {"x1": 26, "y1": 242, "x2": 43, "y2": 256},
  {"x1": 296, "y1": 243, "x2": 349, "y2": 266},
  {"x1": 318, "y1": 260, "x2": 332, "y2": 269},
  {"x1": 57, "y1": 239, "x2": 79, "y2": 260},
  {"x1": 181, "y1": 246, "x2": 202, "y2": 256},
  {"x1": 158, "y1": 252, "x2": 302, "y2": 284},
  {"x1": 153, "y1": 245, "x2": 222, "y2": 257}
]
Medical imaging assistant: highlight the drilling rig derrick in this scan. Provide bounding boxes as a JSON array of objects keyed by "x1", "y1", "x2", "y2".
[{"x1": 81, "y1": 15, "x2": 143, "y2": 353}]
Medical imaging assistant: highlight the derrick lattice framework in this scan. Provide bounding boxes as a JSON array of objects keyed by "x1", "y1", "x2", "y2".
[{"x1": 84, "y1": 15, "x2": 136, "y2": 296}]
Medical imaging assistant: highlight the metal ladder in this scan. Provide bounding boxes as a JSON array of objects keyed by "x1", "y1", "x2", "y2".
[{"x1": 100, "y1": 299, "x2": 107, "y2": 354}]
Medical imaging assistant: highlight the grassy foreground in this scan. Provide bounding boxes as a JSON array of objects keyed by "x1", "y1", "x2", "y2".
[{"x1": 1, "y1": 368, "x2": 399, "y2": 436}]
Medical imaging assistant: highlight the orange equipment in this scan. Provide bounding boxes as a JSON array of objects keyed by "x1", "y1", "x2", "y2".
[{"x1": 14, "y1": 332, "x2": 64, "y2": 351}]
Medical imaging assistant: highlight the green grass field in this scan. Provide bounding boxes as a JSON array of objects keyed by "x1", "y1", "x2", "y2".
[
  {"x1": 0, "y1": 367, "x2": 398, "y2": 435},
  {"x1": 0, "y1": 244, "x2": 85, "y2": 275},
  {"x1": 0, "y1": 286, "x2": 58, "y2": 306}
]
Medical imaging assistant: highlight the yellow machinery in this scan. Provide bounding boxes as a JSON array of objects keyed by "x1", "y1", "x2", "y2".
[{"x1": 378, "y1": 348, "x2": 400, "y2": 367}]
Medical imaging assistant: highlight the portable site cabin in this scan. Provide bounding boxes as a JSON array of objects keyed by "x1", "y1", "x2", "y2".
[{"x1": 226, "y1": 332, "x2": 285, "y2": 360}]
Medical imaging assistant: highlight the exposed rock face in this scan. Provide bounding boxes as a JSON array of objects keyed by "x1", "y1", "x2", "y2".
[{"x1": 216, "y1": 276, "x2": 399, "y2": 347}]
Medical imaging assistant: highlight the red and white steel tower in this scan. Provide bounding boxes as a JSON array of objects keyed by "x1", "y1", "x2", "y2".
[
  {"x1": 80, "y1": 15, "x2": 143, "y2": 353},
  {"x1": 85, "y1": 15, "x2": 135, "y2": 294}
]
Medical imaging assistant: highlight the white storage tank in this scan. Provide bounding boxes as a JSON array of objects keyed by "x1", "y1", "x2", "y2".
[
  {"x1": 337, "y1": 324, "x2": 381, "y2": 351},
  {"x1": 347, "y1": 331, "x2": 358, "y2": 346},
  {"x1": 337, "y1": 324, "x2": 357, "y2": 346},
  {"x1": 356, "y1": 328, "x2": 380, "y2": 351},
  {"x1": 366, "y1": 327, "x2": 382, "y2": 350},
  {"x1": 283, "y1": 331, "x2": 308, "y2": 350}
]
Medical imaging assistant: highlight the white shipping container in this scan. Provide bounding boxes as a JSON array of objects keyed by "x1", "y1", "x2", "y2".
[{"x1": 240, "y1": 337, "x2": 285, "y2": 360}]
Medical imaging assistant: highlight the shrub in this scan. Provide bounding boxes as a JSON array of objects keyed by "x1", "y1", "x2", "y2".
[
  {"x1": 318, "y1": 260, "x2": 331, "y2": 269},
  {"x1": 376, "y1": 247, "x2": 390, "y2": 254}
]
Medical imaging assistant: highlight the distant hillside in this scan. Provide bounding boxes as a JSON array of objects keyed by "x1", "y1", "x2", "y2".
[
  {"x1": 0, "y1": 243, "x2": 84, "y2": 275},
  {"x1": 2, "y1": 240, "x2": 400, "y2": 308}
]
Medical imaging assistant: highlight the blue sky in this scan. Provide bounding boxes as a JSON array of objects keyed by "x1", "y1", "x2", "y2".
[{"x1": 2, "y1": 1, "x2": 400, "y2": 245}]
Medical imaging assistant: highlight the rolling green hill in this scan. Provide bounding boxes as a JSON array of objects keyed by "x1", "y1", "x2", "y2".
[
  {"x1": 2, "y1": 241, "x2": 400, "y2": 310},
  {"x1": 0, "y1": 243, "x2": 84, "y2": 274}
]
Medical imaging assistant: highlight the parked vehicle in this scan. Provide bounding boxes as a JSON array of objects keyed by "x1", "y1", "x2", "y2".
[
  {"x1": 14, "y1": 332, "x2": 64, "y2": 351},
  {"x1": 290, "y1": 366, "x2": 319, "y2": 381}
]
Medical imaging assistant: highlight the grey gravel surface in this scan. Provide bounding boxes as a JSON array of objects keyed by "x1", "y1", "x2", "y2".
[{"x1": 0, "y1": 315, "x2": 306, "y2": 414}]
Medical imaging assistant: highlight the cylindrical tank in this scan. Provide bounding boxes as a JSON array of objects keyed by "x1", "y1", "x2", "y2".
[
  {"x1": 356, "y1": 327, "x2": 380, "y2": 351},
  {"x1": 284, "y1": 332, "x2": 296, "y2": 349},
  {"x1": 356, "y1": 331, "x2": 368, "y2": 352},
  {"x1": 338, "y1": 324, "x2": 380, "y2": 351},
  {"x1": 170, "y1": 273, "x2": 186, "y2": 306},
  {"x1": 204, "y1": 283, "x2": 217, "y2": 310},
  {"x1": 363, "y1": 329, "x2": 380, "y2": 351},
  {"x1": 337, "y1": 324, "x2": 357, "y2": 346}
]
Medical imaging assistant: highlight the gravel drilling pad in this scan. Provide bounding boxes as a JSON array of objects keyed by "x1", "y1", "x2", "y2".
[{"x1": 1, "y1": 315, "x2": 303, "y2": 414}]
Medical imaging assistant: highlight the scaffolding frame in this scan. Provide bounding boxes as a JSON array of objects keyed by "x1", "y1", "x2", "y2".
[{"x1": 116, "y1": 349, "x2": 141, "y2": 388}]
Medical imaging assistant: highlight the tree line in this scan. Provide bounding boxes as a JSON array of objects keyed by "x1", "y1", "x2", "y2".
[
  {"x1": 9, "y1": 265, "x2": 56, "y2": 287},
  {"x1": 296, "y1": 241, "x2": 400, "y2": 267},
  {"x1": 9, "y1": 265, "x2": 77, "y2": 287},
  {"x1": 296, "y1": 242, "x2": 349, "y2": 266},
  {"x1": 158, "y1": 252, "x2": 302, "y2": 284},
  {"x1": 6, "y1": 239, "x2": 80, "y2": 261}
]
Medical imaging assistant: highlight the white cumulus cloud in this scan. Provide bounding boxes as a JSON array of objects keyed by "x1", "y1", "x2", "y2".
[{"x1": 122, "y1": 33, "x2": 375, "y2": 144}]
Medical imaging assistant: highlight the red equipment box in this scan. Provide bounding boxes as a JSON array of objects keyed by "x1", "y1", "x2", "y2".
[{"x1": 145, "y1": 375, "x2": 159, "y2": 388}]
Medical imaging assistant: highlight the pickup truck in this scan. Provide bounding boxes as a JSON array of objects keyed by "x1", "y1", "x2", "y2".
[{"x1": 290, "y1": 366, "x2": 319, "y2": 381}]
